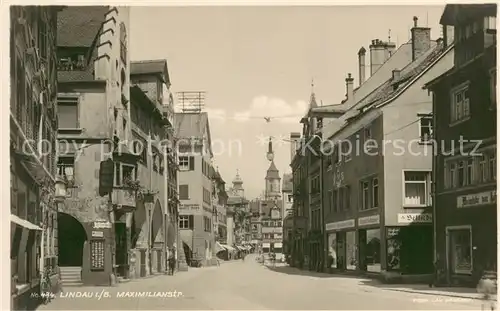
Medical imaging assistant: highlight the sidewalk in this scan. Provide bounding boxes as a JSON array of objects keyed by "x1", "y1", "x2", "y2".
[{"x1": 376, "y1": 283, "x2": 494, "y2": 301}]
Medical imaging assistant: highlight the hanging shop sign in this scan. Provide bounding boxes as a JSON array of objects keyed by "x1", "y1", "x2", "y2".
[
  {"x1": 325, "y1": 219, "x2": 355, "y2": 231},
  {"x1": 93, "y1": 221, "x2": 112, "y2": 229},
  {"x1": 358, "y1": 215, "x2": 380, "y2": 227},
  {"x1": 457, "y1": 190, "x2": 496, "y2": 208},
  {"x1": 397, "y1": 213, "x2": 432, "y2": 224}
]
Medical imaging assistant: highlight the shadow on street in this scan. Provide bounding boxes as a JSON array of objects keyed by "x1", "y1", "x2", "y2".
[{"x1": 264, "y1": 265, "x2": 373, "y2": 280}]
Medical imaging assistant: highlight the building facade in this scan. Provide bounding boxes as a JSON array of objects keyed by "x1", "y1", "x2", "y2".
[
  {"x1": 424, "y1": 4, "x2": 497, "y2": 286},
  {"x1": 55, "y1": 6, "x2": 136, "y2": 286},
  {"x1": 212, "y1": 168, "x2": 229, "y2": 244},
  {"x1": 10, "y1": 6, "x2": 62, "y2": 309},
  {"x1": 128, "y1": 59, "x2": 177, "y2": 277},
  {"x1": 175, "y1": 111, "x2": 217, "y2": 266},
  {"x1": 323, "y1": 18, "x2": 454, "y2": 278}
]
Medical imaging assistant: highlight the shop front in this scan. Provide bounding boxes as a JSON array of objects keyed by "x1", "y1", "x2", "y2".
[
  {"x1": 385, "y1": 212, "x2": 433, "y2": 275},
  {"x1": 436, "y1": 188, "x2": 497, "y2": 286},
  {"x1": 357, "y1": 215, "x2": 382, "y2": 273},
  {"x1": 325, "y1": 219, "x2": 355, "y2": 271}
]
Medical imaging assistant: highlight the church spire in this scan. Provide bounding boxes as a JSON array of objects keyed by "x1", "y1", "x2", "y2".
[
  {"x1": 266, "y1": 136, "x2": 274, "y2": 161},
  {"x1": 310, "y1": 78, "x2": 318, "y2": 108}
]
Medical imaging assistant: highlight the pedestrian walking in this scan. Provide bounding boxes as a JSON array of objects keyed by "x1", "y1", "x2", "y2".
[{"x1": 168, "y1": 250, "x2": 176, "y2": 275}]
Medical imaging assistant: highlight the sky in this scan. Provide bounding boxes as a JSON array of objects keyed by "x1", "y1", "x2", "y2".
[{"x1": 129, "y1": 5, "x2": 444, "y2": 199}]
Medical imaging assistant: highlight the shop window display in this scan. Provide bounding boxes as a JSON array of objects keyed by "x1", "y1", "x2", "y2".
[
  {"x1": 328, "y1": 233, "x2": 337, "y2": 269},
  {"x1": 346, "y1": 231, "x2": 357, "y2": 270},
  {"x1": 386, "y1": 228, "x2": 401, "y2": 271},
  {"x1": 366, "y1": 229, "x2": 381, "y2": 272}
]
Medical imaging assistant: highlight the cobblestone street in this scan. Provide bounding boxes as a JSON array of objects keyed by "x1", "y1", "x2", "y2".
[{"x1": 37, "y1": 255, "x2": 485, "y2": 310}]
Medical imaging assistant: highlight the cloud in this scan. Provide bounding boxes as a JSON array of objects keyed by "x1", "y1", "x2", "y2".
[
  {"x1": 233, "y1": 96, "x2": 308, "y2": 124},
  {"x1": 205, "y1": 108, "x2": 227, "y2": 123}
]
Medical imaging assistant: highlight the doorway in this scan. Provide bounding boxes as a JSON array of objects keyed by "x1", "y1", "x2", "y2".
[{"x1": 57, "y1": 213, "x2": 87, "y2": 266}]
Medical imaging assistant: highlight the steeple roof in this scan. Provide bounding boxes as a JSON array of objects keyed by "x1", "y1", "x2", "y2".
[
  {"x1": 232, "y1": 169, "x2": 243, "y2": 187},
  {"x1": 266, "y1": 161, "x2": 280, "y2": 179}
]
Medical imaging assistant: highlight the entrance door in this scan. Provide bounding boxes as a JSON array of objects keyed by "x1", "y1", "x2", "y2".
[
  {"x1": 358, "y1": 229, "x2": 367, "y2": 271},
  {"x1": 115, "y1": 223, "x2": 128, "y2": 277}
]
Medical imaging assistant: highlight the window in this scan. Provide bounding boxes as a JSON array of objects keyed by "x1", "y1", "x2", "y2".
[
  {"x1": 328, "y1": 190, "x2": 333, "y2": 212},
  {"x1": 489, "y1": 152, "x2": 496, "y2": 181},
  {"x1": 179, "y1": 215, "x2": 190, "y2": 229},
  {"x1": 457, "y1": 161, "x2": 465, "y2": 186},
  {"x1": 364, "y1": 127, "x2": 372, "y2": 140},
  {"x1": 159, "y1": 157, "x2": 164, "y2": 175},
  {"x1": 114, "y1": 163, "x2": 136, "y2": 187},
  {"x1": 57, "y1": 157, "x2": 75, "y2": 185},
  {"x1": 179, "y1": 185, "x2": 189, "y2": 200},
  {"x1": 372, "y1": 178, "x2": 379, "y2": 208},
  {"x1": 449, "y1": 162, "x2": 457, "y2": 188},
  {"x1": 490, "y1": 68, "x2": 496, "y2": 109},
  {"x1": 448, "y1": 228, "x2": 472, "y2": 274},
  {"x1": 179, "y1": 156, "x2": 189, "y2": 170},
  {"x1": 332, "y1": 190, "x2": 338, "y2": 212},
  {"x1": 403, "y1": 171, "x2": 430, "y2": 207},
  {"x1": 57, "y1": 97, "x2": 79, "y2": 129},
  {"x1": 361, "y1": 181, "x2": 370, "y2": 210},
  {"x1": 122, "y1": 117, "x2": 128, "y2": 140},
  {"x1": 484, "y1": 16, "x2": 497, "y2": 31},
  {"x1": 419, "y1": 115, "x2": 433, "y2": 142},
  {"x1": 466, "y1": 159, "x2": 474, "y2": 185},
  {"x1": 479, "y1": 155, "x2": 487, "y2": 183},
  {"x1": 345, "y1": 185, "x2": 351, "y2": 210},
  {"x1": 338, "y1": 187, "x2": 344, "y2": 211},
  {"x1": 342, "y1": 140, "x2": 352, "y2": 162},
  {"x1": 450, "y1": 84, "x2": 470, "y2": 124},
  {"x1": 178, "y1": 156, "x2": 194, "y2": 171}
]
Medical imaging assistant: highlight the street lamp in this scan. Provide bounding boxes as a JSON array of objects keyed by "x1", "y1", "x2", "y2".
[{"x1": 54, "y1": 177, "x2": 67, "y2": 203}]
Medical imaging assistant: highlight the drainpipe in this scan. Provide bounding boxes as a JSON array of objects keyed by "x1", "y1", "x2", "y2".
[{"x1": 320, "y1": 143, "x2": 326, "y2": 272}]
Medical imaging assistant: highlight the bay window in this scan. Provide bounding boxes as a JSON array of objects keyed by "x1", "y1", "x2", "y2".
[
  {"x1": 489, "y1": 152, "x2": 496, "y2": 181},
  {"x1": 114, "y1": 163, "x2": 136, "y2": 187},
  {"x1": 479, "y1": 155, "x2": 487, "y2": 183},
  {"x1": 403, "y1": 171, "x2": 430, "y2": 207}
]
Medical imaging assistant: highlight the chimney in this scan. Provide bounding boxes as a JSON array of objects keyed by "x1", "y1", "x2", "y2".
[
  {"x1": 345, "y1": 73, "x2": 354, "y2": 100},
  {"x1": 290, "y1": 132, "x2": 301, "y2": 161},
  {"x1": 392, "y1": 69, "x2": 401, "y2": 81},
  {"x1": 358, "y1": 47, "x2": 366, "y2": 86},
  {"x1": 411, "y1": 16, "x2": 431, "y2": 61},
  {"x1": 369, "y1": 39, "x2": 387, "y2": 76}
]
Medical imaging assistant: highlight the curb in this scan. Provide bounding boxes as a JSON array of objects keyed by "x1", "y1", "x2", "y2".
[{"x1": 384, "y1": 288, "x2": 487, "y2": 301}]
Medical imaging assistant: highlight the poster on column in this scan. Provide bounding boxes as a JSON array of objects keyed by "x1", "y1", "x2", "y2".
[{"x1": 90, "y1": 239, "x2": 105, "y2": 271}]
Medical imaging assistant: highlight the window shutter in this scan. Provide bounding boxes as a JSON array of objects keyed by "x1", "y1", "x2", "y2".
[
  {"x1": 189, "y1": 156, "x2": 195, "y2": 171},
  {"x1": 189, "y1": 215, "x2": 194, "y2": 229}
]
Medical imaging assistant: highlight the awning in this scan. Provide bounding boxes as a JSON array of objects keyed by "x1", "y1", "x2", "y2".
[
  {"x1": 262, "y1": 243, "x2": 270, "y2": 248},
  {"x1": 221, "y1": 244, "x2": 236, "y2": 252},
  {"x1": 235, "y1": 245, "x2": 245, "y2": 251},
  {"x1": 11, "y1": 214, "x2": 42, "y2": 231},
  {"x1": 215, "y1": 241, "x2": 226, "y2": 253}
]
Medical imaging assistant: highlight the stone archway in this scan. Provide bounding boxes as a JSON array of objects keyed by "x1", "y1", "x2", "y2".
[{"x1": 57, "y1": 212, "x2": 87, "y2": 267}]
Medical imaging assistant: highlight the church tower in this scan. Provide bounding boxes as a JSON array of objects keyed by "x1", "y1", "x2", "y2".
[
  {"x1": 232, "y1": 169, "x2": 244, "y2": 198},
  {"x1": 265, "y1": 137, "x2": 281, "y2": 201}
]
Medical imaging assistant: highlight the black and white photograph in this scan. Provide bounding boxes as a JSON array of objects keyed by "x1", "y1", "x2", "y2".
[{"x1": 6, "y1": 2, "x2": 498, "y2": 310}]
